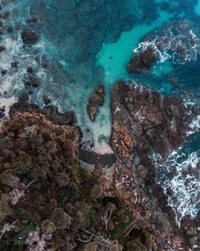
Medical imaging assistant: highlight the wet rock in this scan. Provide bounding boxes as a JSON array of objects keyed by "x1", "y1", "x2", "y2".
[
  {"x1": 11, "y1": 61, "x2": 18, "y2": 68},
  {"x1": 18, "y1": 92, "x2": 29, "y2": 104},
  {"x1": 86, "y1": 84, "x2": 105, "y2": 122},
  {"x1": 127, "y1": 45, "x2": 159, "y2": 73},
  {"x1": 128, "y1": 19, "x2": 199, "y2": 73},
  {"x1": 31, "y1": 77, "x2": 40, "y2": 87},
  {"x1": 1, "y1": 69, "x2": 7, "y2": 75},
  {"x1": 26, "y1": 16, "x2": 40, "y2": 25},
  {"x1": 43, "y1": 95, "x2": 51, "y2": 105},
  {"x1": 41, "y1": 55, "x2": 48, "y2": 68},
  {"x1": 21, "y1": 29, "x2": 39, "y2": 46},
  {"x1": 86, "y1": 103, "x2": 97, "y2": 122},
  {"x1": 3, "y1": 11, "x2": 10, "y2": 19},
  {"x1": 0, "y1": 20, "x2": 3, "y2": 29},
  {"x1": 41, "y1": 106, "x2": 76, "y2": 125},
  {"x1": 24, "y1": 81, "x2": 31, "y2": 88},
  {"x1": 24, "y1": 75, "x2": 40, "y2": 88},
  {"x1": 0, "y1": 45, "x2": 5, "y2": 52},
  {"x1": 109, "y1": 80, "x2": 196, "y2": 250},
  {"x1": 9, "y1": 100, "x2": 76, "y2": 126},
  {"x1": 95, "y1": 84, "x2": 105, "y2": 97},
  {"x1": 7, "y1": 26, "x2": 12, "y2": 33},
  {"x1": 27, "y1": 67, "x2": 33, "y2": 73}
]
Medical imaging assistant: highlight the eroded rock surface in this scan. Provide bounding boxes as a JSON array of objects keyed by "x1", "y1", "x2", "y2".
[
  {"x1": 127, "y1": 45, "x2": 159, "y2": 73},
  {"x1": 127, "y1": 19, "x2": 200, "y2": 73},
  {"x1": 110, "y1": 80, "x2": 197, "y2": 250},
  {"x1": 9, "y1": 93, "x2": 76, "y2": 126},
  {"x1": 21, "y1": 29, "x2": 39, "y2": 46},
  {"x1": 87, "y1": 84, "x2": 105, "y2": 122}
]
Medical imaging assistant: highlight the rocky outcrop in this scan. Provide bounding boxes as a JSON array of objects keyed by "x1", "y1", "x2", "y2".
[
  {"x1": 21, "y1": 29, "x2": 39, "y2": 46},
  {"x1": 87, "y1": 84, "x2": 105, "y2": 122},
  {"x1": 9, "y1": 93, "x2": 76, "y2": 126},
  {"x1": 110, "y1": 80, "x2": 196, "y2": 250},
  {"x1": 127, "y1": 19, "x2": 200, "y2": 73},
  {"x1": 127, "y1": 45, "x2": 159, "y2": 73}
]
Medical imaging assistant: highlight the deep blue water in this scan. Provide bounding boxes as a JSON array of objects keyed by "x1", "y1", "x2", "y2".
[{"x1": 1, "y1": 0, "x2": 200, "y2": 222}]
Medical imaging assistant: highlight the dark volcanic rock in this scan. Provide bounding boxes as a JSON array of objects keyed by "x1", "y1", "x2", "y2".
[
  {"x1": 110, "y1": 80, "x2": 195, "y2": 250},
  {"x1": 21, "y1": 29, "x2": 39, "y2": 46},
  {"x1": 127, "y1": 45, "x2": 159, "y2": 73},
  {"x1": 87, "y1": 84, "x2": 105, "y2": 122}
]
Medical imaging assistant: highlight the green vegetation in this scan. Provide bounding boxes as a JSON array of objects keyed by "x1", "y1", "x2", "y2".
[{"x1": 0, "y1": 112, "x2": 152, "y2": 250}]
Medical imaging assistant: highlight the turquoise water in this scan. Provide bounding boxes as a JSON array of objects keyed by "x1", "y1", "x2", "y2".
[{"x1": 0, "y1": 0, "x2": 200, "y2": 222}]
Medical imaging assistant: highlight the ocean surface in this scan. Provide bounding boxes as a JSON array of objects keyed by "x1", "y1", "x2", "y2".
[{"x1": 1, "y1": 0, "x2": 200, "y2": 222}]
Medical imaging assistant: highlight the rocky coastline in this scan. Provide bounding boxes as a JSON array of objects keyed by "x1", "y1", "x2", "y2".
[
  {"x1": 0, "y1": 1, "x2": 200, "y2": 250},
  {"x1": 0, "y1": 77, "x2": 199, "y2": 250},
  {"x1": 109, "y1": 80, "x2": 199, "y2": 250}
]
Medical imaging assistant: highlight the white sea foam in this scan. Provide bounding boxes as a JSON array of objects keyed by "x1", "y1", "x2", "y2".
[
  {"x1": 0, "y1": 96, "x2": 17, "y2": 117},
  {"x1": 152, "y1": 145, "x2": 200, "y2": 224},
  {"x1": 134, "y1": 28, "x2": 200, "y2": 66}
]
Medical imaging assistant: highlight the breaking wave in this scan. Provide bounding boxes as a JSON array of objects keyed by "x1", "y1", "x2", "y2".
[
  {"x1": 151, "y1": 113, "x2": 200, "y2": 223},
  {"x1": 133, "y1": 27, "x2": 200, "y2": 64}
]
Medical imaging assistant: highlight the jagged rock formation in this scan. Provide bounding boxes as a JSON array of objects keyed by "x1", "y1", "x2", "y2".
[
  {"x1": 127, "y1": 45, "x2": 159, "y2": 73},
  {"x1": 110, "y1": 80, "x2": 197, "y2": 250},
  {"x1": 9, "y1": 93, "x2": 76, "y2": 126},
  {"x1": 127, "y1": 19, "x2": 200, "y2": 73},
  {"x1": 87, "y1": 84, "x2": 105, "y2": 122}
]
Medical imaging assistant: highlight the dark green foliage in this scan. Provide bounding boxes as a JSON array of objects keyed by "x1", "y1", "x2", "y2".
[
  {"x1": 0, "y1": 113, "x2": 151, "y2": 250},
  {"x1": 54, "y1": 127, "x2": 64, "y2": 136}
]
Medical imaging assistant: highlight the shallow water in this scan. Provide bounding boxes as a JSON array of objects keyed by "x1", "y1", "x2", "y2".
[{"x1": 0, "y1": 0, "x2": 200, "y2": 221}]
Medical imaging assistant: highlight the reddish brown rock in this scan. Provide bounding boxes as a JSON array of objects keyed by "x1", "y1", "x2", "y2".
[
  {"x1": 87, "y1": 84, "x2": 105, "y2": 122},
  {"x1": 110, "y1": 80, "x2": 196, "y2": 250}
]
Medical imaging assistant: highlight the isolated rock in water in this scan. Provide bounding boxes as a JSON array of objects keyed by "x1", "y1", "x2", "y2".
[
  {"x1": 21, "y1": 29, "x2": 39, "y2": 46},
  {"x1": 110, "y1": 80, "x2": 196, "y2": 250},
  {"x1": 0, "y1": 45, "x2": 5, "y2": 52},
  {"x1": 43, "y1": 95, "x2": 51, "y2": 105},
  {"x1": 87, "y1": 84, "x2": 105, "y2": 122},
  {"x1": 127, "y1": 45, "x2": 159, "y2": 73},
  {"x1": 86, "y1": 103, "x2": 98, "y2": 122}
]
